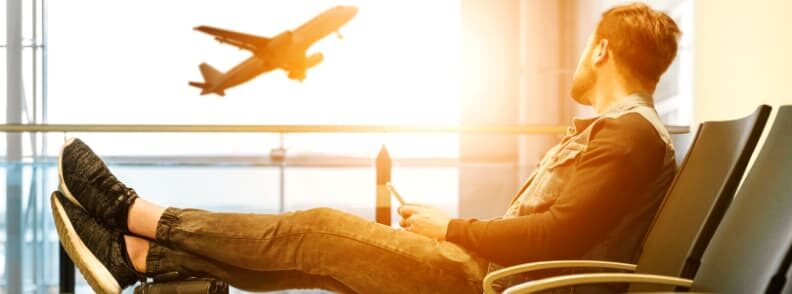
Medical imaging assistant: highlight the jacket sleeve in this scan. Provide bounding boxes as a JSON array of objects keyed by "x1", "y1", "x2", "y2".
[{"x1": 444, "y1": 115, "x2": 666, "y2": 266}]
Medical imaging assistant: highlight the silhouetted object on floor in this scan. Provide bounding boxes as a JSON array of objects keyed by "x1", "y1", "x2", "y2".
[
  {"x1": 376, "y1": 145, "x2": 392, "y2": 225},
  {"x1": 189, "y1": 5, "x2": 358, "y2": 96},
  {"x1": 135, "y1": 275, "x2": 229, "y2": 294}
]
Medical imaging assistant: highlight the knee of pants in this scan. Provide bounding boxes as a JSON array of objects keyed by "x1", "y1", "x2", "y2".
[
  {"x1": 292, "y1": 207, "x2": 375, "y2": 238},
  {"x1": 298, "y1": 207, "x2": 349, "y2": 227}
]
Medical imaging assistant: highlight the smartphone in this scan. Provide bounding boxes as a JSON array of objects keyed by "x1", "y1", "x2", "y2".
[{"x1": 386, "y1": 182, "x2": 407, "y2": 206}]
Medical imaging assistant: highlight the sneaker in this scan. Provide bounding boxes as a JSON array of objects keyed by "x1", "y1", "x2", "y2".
[
  {"x1": 58, "y1": 138, "x2": 138, "y2": 233},
  {"x1": 51, "y1": 191, "x2": 142, "y2": 293}
]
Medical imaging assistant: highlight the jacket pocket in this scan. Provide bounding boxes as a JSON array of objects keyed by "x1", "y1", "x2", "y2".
[{"x1": 547, "y1": 142, "x2": 585, "y2": 170}]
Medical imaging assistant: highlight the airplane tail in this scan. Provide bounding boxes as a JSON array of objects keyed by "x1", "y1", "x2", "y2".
[
  {"x1": 189, "y1": 63, "x2": 225, "y2": 96},
  {"x1": 198, "y1": 63, "x2": 222, "y2": 83}
]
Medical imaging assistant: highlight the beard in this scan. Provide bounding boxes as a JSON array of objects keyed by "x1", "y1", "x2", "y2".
[{"x1": 570, "y1": 62, "x2": 597, "y2": 105}]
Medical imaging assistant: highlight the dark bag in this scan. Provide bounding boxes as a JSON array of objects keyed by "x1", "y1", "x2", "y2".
[{"x1": 133, "y1": 273, "x2": 229, "y2": 294}]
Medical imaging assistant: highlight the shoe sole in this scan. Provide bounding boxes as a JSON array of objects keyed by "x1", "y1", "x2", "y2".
[
  {"x1": 58, "y1": 138, "x2": 87, "y2": 210},
  {"x1": 51, "y1": 193, "x2": 121, "y2": 294}
]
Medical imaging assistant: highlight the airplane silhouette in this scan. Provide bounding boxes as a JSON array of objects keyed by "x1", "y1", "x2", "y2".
[{"x1": 189, "y1": 5, "x2": 358, "y2": 96}]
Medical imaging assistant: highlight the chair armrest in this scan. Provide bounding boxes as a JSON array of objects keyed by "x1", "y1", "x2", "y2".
[
  {"x1": 483, "y1": 260, "x2": 637, "y2": 294},
  {"x1": 502, "y1": 273, "x2": 694, "y2": 294}
]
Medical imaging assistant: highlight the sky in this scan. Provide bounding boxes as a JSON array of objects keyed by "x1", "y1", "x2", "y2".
[{"x1": 37, "y1": 0, "x2": 462, "y2": 157}]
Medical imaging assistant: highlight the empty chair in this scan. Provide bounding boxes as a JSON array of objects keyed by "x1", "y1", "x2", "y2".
[
  {"x1": 501, "y1": 105, "x2": 792, "y2": 293},
  {"x1": 777, "y1": 245, "x2": 792, "y2": 294},
  {"x1": 692, "y1": 105, "x2": 792, "y2": 292},
  {"x1": 484, "y1": 105, "x2": 771, "y2": 293}
]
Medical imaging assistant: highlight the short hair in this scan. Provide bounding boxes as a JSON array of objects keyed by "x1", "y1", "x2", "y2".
[{"x1": 595, "y1": 3, "x2": 681, "y2": 86}]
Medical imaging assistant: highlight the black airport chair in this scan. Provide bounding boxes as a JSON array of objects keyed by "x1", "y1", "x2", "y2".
[
  {"x1": 484, "y1": 105, "x2": 771, "y2": 293},
  {"x1": 502, "y1": 105, "x2": 792, "y2": 293}
]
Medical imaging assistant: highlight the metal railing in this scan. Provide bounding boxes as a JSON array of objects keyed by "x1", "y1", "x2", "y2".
[
  {"x1": 0, "y1": 123, "x2": 690, "y2": 169},
  {"x1": 0, "y1": 123, "x2": 690, "y2": 134}
]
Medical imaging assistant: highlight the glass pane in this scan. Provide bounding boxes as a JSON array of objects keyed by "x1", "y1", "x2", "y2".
[
  {"x1": 0, "y1": 48, "x2": 6, "y2": 124},
  {"x1": 0, "y1": 0, "x2": 5, "y2": 44},
  {"x1": 284, "y1": 167, "x2": 375, "y2": 218},
  {"x1": 44, "y1": 133, "x2": 282, "y2": 157},
  {"x1": 46, "y1": 0, "x2": 460, "y2": 126},
  {"x1": 110, "y1": 165, "x2": 282, "y2": 213},
  {"x1": 283, "y1": 133, "x2": 459, "y2": 159},
  {"x1": 37, "y1": 8, "x2": 465, "y2": 291},
  {"x1": 391, "y1": 167, "x2": 459, "y2": 216},
  {"x1": 284, "y1": 166, "x2": 459, "y2": 223},
  {"x1": 0, "y1": 163, "x2": 61, "y2": 293}
]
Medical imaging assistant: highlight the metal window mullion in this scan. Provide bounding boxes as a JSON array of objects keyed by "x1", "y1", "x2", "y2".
[{"x1": 6, "y1": 0, "x2": 26, "y2": 293}]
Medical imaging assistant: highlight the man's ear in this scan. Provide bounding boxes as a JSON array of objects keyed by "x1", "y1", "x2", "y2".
[{"x1": 592, "y1": 39, "x2": 609, "y2": 65}]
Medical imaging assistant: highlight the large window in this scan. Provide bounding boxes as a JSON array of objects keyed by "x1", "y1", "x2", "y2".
[
  {"x1": 4, "y1": 1, "x2": 464, "y2": 293},
  {"x1": 46, "y1": 0, "x2": 462, "y2": 158},
  {"x1": 42, "y1": 0, "x2": 466, "y2": 242}
]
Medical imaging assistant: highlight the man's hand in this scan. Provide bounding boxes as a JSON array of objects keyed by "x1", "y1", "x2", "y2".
[{"x1": 398, "y1": 204, "x2": 450, "y2": 240}]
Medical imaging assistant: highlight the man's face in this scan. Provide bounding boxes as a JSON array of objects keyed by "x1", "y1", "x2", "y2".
[{"x1": 570, "y1": 34, "x2": 598, "y2": 105}]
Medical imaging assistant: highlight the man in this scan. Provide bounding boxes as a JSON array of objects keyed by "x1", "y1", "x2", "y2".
[{"x1": 52, "y1": 3, "x2": 680, "y2": 293}]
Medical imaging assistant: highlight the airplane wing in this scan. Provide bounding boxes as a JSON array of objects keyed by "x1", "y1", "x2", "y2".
[
  {"x1": 194, "y1": 26, "x2": 270, "y2": 52},
  {"x1": 292, "y1": 6, "x2": 357, "y2": 48}
]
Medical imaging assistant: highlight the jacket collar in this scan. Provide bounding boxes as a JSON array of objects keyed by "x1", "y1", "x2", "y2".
[{"x1": 568, "y1": 93, "x2": 654, "y2": 136}]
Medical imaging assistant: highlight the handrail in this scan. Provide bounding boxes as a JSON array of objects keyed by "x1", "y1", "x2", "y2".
[
  {"x1": 0, "y1": 124, "x2": 567, "y2": 133},
  {"x1": 0, "y1": 124, "x2": 690, "y2": 134},
  {"x1": 0, "y1": 155, "x2": 477, "y2": 167}
]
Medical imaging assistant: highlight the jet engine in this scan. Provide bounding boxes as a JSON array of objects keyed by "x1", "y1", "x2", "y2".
[
  {"x1": 288, "y1": 70, "x2": 306, "y2": 81},
  {"x1": 287, "y1": 53, "x2": 325, "y2": 82},
  {"x1": 305, "y1": 52, "x2": 324, "y2": 69}
]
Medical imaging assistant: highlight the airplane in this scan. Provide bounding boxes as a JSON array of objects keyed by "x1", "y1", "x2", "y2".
[{"x1": 189, "y1": 5, "x2": 358, "y2": 96}]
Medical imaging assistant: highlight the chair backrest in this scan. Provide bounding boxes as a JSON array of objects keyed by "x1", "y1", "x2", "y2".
[
  {"x1": 628, "y1": 105, "x2": 770, "y2": 291},
  {"x1": 775, "y1": 243, "x2": 792, "y2": 294},
  {"x1": 691, "y1": 105, "x2": 792, "y2": 293}
]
